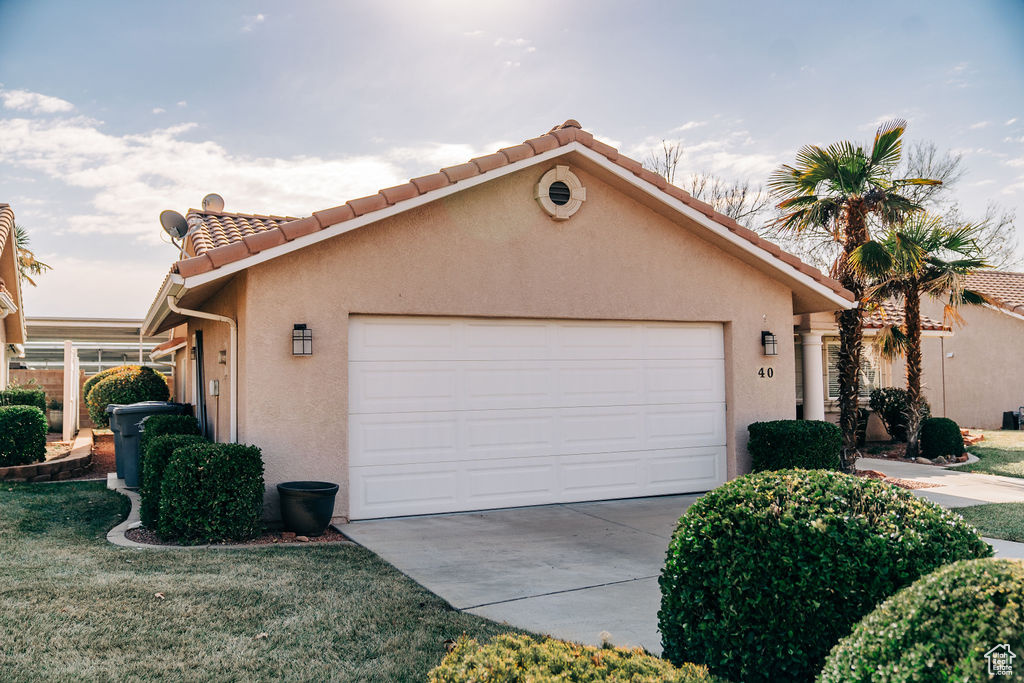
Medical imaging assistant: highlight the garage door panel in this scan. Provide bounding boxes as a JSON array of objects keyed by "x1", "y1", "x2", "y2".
[{"x1": 348, "y1": 316, "x2": 727, "y2": 519}]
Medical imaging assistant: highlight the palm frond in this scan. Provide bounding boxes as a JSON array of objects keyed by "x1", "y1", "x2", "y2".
[
  {"x1": 872, "y1": 324, "x2": 909, "y2": 361},
  {"x1": 849, "y1": 240, "x2": 893, "y2": 278},
  {"x1": 870, "y1": 119, "x2": 908, "y2": 170}
]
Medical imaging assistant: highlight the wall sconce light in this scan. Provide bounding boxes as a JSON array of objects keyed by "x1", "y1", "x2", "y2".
[
  {"x1": 761, "y1": 330, "x2": 778, "y2": 356},
  {"x1": 292, "y1": 324, "x2": 313, "y2": 356}
]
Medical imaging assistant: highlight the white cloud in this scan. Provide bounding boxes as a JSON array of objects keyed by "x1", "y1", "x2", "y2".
[
  {"x1": 1007, "y1": 118, "x2": 1019, "y2": 125},
  {"x1": 20, "y1": 254, "x2": 172, "y2": 317},
  {"x1": 152, "y1": 107, "x2": 165, "y2": 114},
  {"x1": 504, "y1": 61, "x2": 521, "y2": 68},
  {"x1": 1005, "y1": 136, "x2": 1024, "y2": 144},
  {"x1": 242, "y1": 13, "x2": 266, "y2": 32},
  {"x1": 494, "y1": 37, "x2": 530, "y2": 48},
  {"x1": 672, "y1": 121, "x2": 707, "y2": 133},
  {"x1": 463, "y1": 30, "x2": 484, "y2": 37},
  {"x1": 969, "y1": 121, "x2": 990, "y2": 129},
  {"x1": 176, "y1": 100, "x2": 187, "y2": 108},
  {"x1": 0, "y1": 88, "x2": 74, "y2": 114}
]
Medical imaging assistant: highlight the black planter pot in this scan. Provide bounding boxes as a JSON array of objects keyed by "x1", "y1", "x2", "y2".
[{"x1": 277, "y1": 481, "x2": 339, "y2": 537}]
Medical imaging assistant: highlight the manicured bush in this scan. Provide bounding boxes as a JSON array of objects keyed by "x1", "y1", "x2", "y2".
[
  {"x1": 869, "y1": 387, "x2": 930, "y2": 442},
  {"x1": 920, "y1": 416, "x2": 965, "y2": 460},
  {"x1": 86, "y1": 366, "x2": 170, "y2": 427},
  {"x1": 658, "y1": 469, "x2": 992, "y2": 683},
  {"x1": 139, "y1": 414, "x2": 200, "y2": 455},
  {"x1": 0, "y1": 387, "x2": 46, "y2": 413},
  {"x1": 0, "y1": 405, "x2": 47, "y2": 466},
  {"x1": 139, "y1": 434, "x2": 209, "y2": 529},
  {"x1": 83, "y1": 366, "x2": 133, "y2": 403},
  {"x1": 158, "y1": 442, "x2": 265, "y2": 544},
  {"x1": 747, "y1": 420, "x2": 841, "y2": 471},
  {"x1": 820, "y1": 559, "x2": 1024, "y2": 682},
  {"x1": 428, "y1": 634, "x2": 721, "y2": 683}
]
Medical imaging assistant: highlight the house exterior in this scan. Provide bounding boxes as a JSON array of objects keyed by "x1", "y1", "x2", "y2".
[
  {"x1": 797, "y1": 271, "x2": 1024, "y2": 434},
  {"x1": 0, "y1": 204, "x2": 27, "y2": 388},
  {"x1": 142, "y1": 120, "x2": 853, "y2": 521}
]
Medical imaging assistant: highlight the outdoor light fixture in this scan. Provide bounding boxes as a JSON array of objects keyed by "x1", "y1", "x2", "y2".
[
  {"x1": 761, "y1": 331, "x2": 778, "y2": 356},
  {"x1": 292, "y1": 324, "x2": 312, "y2": 356}
]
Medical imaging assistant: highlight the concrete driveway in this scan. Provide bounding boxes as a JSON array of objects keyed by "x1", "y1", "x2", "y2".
[{"x1": 342, "y1": 495, "x2": 697, "y2": 655}]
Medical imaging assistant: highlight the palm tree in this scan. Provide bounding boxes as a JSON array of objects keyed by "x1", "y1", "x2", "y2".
[
  {"x1": 851, "y1": 214, "x2": 988, "y2": 458},
  {"x1": 768, "y1": 120, "x2": 940, "y2": 472},
  {"x1": 13, "y1": 224, "x2": 52, "y2": 287}
]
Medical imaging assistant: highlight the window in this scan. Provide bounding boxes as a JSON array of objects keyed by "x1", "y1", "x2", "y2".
[{"x1": 826, "y1": 342, "x2": 877, "y2": 400}]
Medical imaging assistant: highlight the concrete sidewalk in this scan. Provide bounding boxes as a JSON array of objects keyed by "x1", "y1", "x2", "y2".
[{"x1": 857, "y1": 457, "x2": 1024, "y2": 559}]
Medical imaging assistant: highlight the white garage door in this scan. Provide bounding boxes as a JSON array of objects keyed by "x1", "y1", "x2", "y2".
[{"x1": 348, "y1": 316, "x2": 726, "y2": 519}]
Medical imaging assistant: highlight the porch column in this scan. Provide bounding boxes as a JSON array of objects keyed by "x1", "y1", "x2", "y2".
[{"x1": 800, "y1": 332, "x2": 825, "y2": 421}]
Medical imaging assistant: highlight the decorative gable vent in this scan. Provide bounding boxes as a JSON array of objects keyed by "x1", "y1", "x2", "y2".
[{"x1": 535, "y1": 165, "x2": 586, "y2": 220}]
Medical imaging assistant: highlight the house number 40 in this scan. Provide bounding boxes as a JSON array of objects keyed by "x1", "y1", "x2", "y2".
[{"x1": 758, "y1": 367, "x2": 774, "y2": 379}]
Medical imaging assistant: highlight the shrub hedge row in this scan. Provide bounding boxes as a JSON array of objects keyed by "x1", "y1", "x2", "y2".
[
  {"x1": 86, "y1": 366, "x2": 170, "y2": 427},
  {"x1": 139, "y1": 434, "x2": 209, "y2": 529},
  {"x1": 658, "y1": 469, "x2": 991, "y2": 683},
  {"x1": 0, "y1": 405, "x2": 47, "y2": 467},
  {"x1": 139, "y1": 414, "x2": 201, "y2": 455},
  {"x1": 747, "y1": 419, "x2": 841, "y2": 471},
  {"x1": 428, "y1": 634, "x2": 722, "y2": 683},
  {"x1": 0, "y1": 387, "x2": 47, "y2": 414}
]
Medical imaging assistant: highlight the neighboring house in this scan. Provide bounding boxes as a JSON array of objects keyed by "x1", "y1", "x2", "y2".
[
  {"x1": 142, "y1": 120, "x2": 854, "y2": 521},
  {"x1": 797, "y1": 271, "x2": 1024, "y2": 433},
  {"x1": 0, "y1": 203, "x2": 27, "y2": 388}
]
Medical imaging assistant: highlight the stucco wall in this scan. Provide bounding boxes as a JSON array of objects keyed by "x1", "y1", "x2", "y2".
[
  {"x1": 918, "y1": 300, "x2": 1024, "y2": 428},
  {"x1": 213, "y1": 163, "x2": 803, "y2": 521}
]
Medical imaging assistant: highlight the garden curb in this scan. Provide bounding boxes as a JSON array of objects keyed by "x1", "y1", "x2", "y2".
[
  {"x1": 104, "y1": 476, "x2": 346, "y2": 550},
  {"x1": 0, "y1": 428, "x2": 94, "y2": 482}
]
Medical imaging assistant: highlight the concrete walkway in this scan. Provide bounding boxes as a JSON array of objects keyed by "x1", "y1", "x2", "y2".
[
  {"x1": 858, "y1": 457, "x2": 1024, "y2": 559},
  {"x1": 343, "y1": 495, "x2": 699, "y2": 655}
]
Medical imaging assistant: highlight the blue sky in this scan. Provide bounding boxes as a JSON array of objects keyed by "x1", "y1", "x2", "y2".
[{"x1": 1, "y1": 0, "x2": 1022, "y2": 316}]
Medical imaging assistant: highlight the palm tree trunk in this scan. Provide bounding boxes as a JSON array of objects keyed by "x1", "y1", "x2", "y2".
[
  {"x1": 835, "y1": 206, "x2": 869, "y2": 473},
  {"x1": 903, "y1": 288, "x2": 924, "y2": 459}
]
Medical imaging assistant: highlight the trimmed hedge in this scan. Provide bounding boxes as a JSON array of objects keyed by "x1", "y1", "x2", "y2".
[
  {"x1": 139, "y1": 434, "x2": 209, "y2": 529},
  {"x1": 158, "y1": 442, "x2": 265, "y2": 544},
  {"x1": 83, "y1": 366, "x2": 132, "y2": 403},
  {"x1": 0, "y1": 405, "x2": 47, "y2": 466},
  {"x1": 920, "y1": 416, "x2": 964, "y2": 460},
  {"x1": 86, "y1": 366, "x2": 170, "y2": 427},
  {"x1": 139, "y1": 414, "x2": 200, "y2": 455},
  {"x1": 747, "y1": 420, "x2": 841, "y2": 471},
  {"x1": 428, "y1": 634, "x2": 722, "y2": 683},
  {"x1": 0, "y1": 387, "x2": 46, "y2": 413},
  {"x1": 658, "y1": 469, "x2": 992, "y2": 683},
  {"x1": 869, "y1": 387, "x2": 930, "y2": 442},
  {"x1": 820, "y1": 559, "x2": 1024, "y2": 682}
]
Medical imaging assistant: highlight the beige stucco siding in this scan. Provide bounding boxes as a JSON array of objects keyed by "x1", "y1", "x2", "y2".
[
  {"x1": 219, "y1": 164, "x2": 800, "y2": 520},
  {"x1": 919, "y1": 300, "x2": 1024, "y2": 428}
]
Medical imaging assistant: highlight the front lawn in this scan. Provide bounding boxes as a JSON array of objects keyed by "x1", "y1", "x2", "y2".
[
  {"x1": 958, "y1": 429, "x2": 1024, "y2": 479},
  {"x1": 0, "y1": 482, "x2": 521, "y2": 681},
  {"x1": 957, "y1": 503, "x2": 1024, "y2": 543}
]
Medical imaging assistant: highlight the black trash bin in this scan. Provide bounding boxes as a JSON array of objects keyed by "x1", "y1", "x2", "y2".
[
  {"x1": 1003, "y1": 411, "x2": 1020, "y2": 430},
  {"x1": 108, "y1": 402, "x2": 188, "y2": 488},
  {"x1": 277, "y1": 481, "x2": 339, "y2": 537}
]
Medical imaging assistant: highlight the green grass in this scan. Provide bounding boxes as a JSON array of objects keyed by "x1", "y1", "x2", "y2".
[
  {"x1": 958, "y1": 430, "x2": 1024, "y2": 479},
  {"x1": 0, "y1": 482, "x2": 522, "y2": 681},
  {"x1": 957, "y1": 503, "x2": 1024, "y2": 543}
]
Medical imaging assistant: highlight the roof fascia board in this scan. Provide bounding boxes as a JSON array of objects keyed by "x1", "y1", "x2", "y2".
[
  {"x1": 142, "y1": 273, "x2": 185, "y2": 336},
  {"x1": 149, "y1": 341, "x2": 186, "y2": 361},
  {"x1": 982, "y1": 302, "x2": 1024, "y2": 324}
]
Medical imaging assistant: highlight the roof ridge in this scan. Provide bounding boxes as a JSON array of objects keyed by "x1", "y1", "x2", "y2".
[{"x1": 169, "y1": 120, "x2": 854, "y2": 303}]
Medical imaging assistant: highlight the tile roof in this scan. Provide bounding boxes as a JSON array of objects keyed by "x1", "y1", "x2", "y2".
[
  {"x1": 0, "y1": 203, "x2": 13, "y2": 261},
  {"x1": 149, "y1": 336, "x2": 186, "y2": 359},
  {"x1": 169, "y1": 120, "x2": 854, "y2": 302},
  {"x1": 863, "y1": 299, "x2": 947, "y2": 331},
  {"x1": 965, "y1": 271, "x2": 1024, "y2": 317}
]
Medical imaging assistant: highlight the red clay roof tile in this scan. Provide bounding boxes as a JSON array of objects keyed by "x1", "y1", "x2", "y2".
[
  {"x1": 279, "y1": 216, "x2": 321, "y2": 241},
  {"x1": 586, "y1": 138, "x2": 618, "y2": 160},
  {"x1": 441, "y1": 162, "x2": 480, "y2": 183},
  {"x1": 313, "y1": 204, "x2": 356, "y2": 228},
  {"x1": 410, "y1": 172, "x2": 451, "y2": 194},
  {"x1": 243, "y1": 227, "x2": 287, "y2": 254},
  {"x1": 379, "y1": 183, "x2": 419, "y2": 205},
  {"x1": 347, "y1": 194, "x2": 389, "y2": 217},
  {"x1": 865, "y1": 300, "x2": 946, "y2": 331},
  {"x1": 965, "y1": 271, "x2": 1024, "y2": 316},
  {"x1": 470, "y1": 152, "x2": 509, "y2": 173},
  {"x1": 524, "y1": 134, "x2": 559, "y2": 154},
  {"x1": 175, "y1": 254, "x2": 215, "y2": 277},
  {"x1": 499, "y1": 143, "x2": 534, "y2": 163},
  {"x1": 207, "y1": 241, "x2": 251, "y2": 268}
]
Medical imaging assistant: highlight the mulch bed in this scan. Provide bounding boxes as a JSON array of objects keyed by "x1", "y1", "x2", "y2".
[
  {"x1": 856, "y1": 469, "x2": 942, "y2": 490},
  {"x1": 125, "y1": 526, "x2": 354, "y2": 547},
  {"x1": 863, "y1": 442, "x2": 969, "y2": 466}
]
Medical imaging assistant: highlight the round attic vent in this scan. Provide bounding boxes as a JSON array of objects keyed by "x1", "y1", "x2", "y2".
[{"x1": 535, "y1": 166, "x2": 585, "y2": 220}]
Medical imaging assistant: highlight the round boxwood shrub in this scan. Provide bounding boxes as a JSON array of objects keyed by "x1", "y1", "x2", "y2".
[
  {"x1": 920, "y1": 417, "x2": 964, "y2": 460},
  {"x1": 139, "y1": 414, "x2": 201, "y2": 455},
  {"x1": 0, "y1": 405, "x2": 47, "y2": 466},
  {"x1": 86, "y1": 366, "x2": 170, "y2": 427},
  {"x1": 0, "y1": 387, "x2": 47, "y2": 413},
  {"x1": 748, "y1": 419, "x2": 841, "y2": 471},
  {"x1": 83, "y1": 365, "x2": 133, "y2": 403},
  {"x1": 820, "y1": 559, "x2": 1024, "y2": 682},
  {"x1": 158, "y1": 442, "x2": 264, "y2": 544},
  {"x1": 658, "y1": 469, "x2": 992, "y2": 683},
  {"x1": 428, "y1": 634, "x2": 722, "y2": 683},
  {"x1": 139, "y1": 433, "x2": 208, "y2": 529}
]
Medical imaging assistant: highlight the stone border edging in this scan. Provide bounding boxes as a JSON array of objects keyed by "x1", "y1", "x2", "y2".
[
  {"x1": 104, "y1": 475, "x2": 346, "y2": 550},
  {"x1": 0, "y1": 429, "x2": 94, "y2": 482},
  {"x1": 944, "y1": 452, "x2": 981, "y2": 467}
]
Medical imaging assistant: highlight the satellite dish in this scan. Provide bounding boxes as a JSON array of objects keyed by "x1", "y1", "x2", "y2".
[
  {"x1": 202, "y1": 193, "x2": 225, "y2": 212},
  {"x1": 159, "y1": 210, "x2": 189, "y2": 240}
]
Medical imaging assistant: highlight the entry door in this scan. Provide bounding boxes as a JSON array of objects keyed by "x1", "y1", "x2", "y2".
[{"x1": 347, "y1": 316, "x2": 726, "y2": 519}]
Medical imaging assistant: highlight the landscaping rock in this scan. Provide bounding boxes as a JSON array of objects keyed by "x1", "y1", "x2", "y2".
[
  {"x1": 915, "y1": 457, "x2": 932, "y2": 465},
  {"x1": 933, "y1": 456, "x2": 948, "y2": 465},
  {"x1": 281, "y1": 531, "x2": 295, "y2": 540},
  {"x1": 957, "y1": 454, "x2": 969, "y2": 463},
  {"x1": 296, "y1": 535, "x2": 310, "y2": 542}
]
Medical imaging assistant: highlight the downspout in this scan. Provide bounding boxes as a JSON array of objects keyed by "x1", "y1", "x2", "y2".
[{"x1": 166, "y1": 296, "x2": 237, "y2": 443}]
